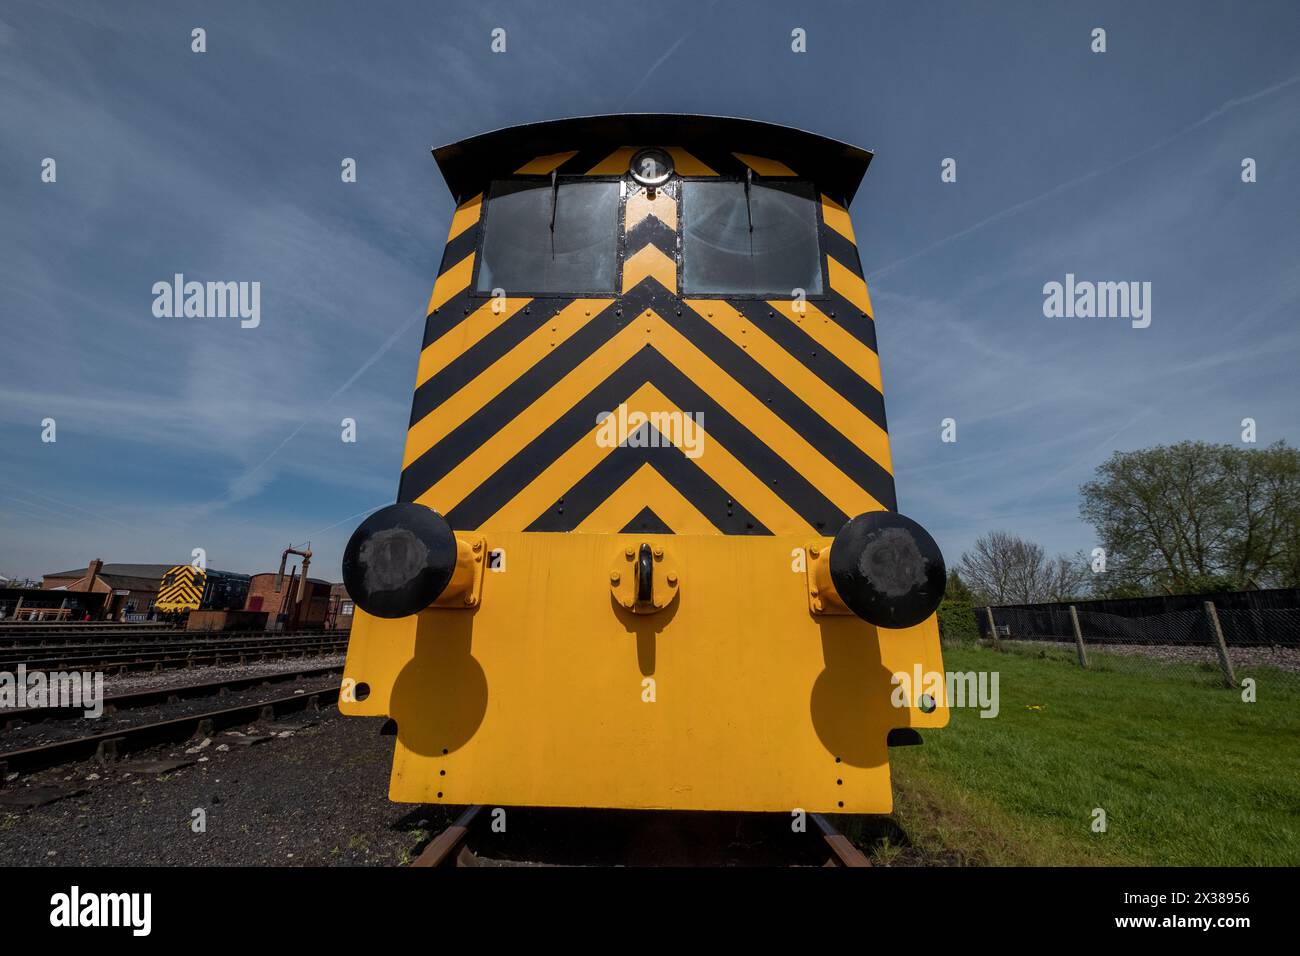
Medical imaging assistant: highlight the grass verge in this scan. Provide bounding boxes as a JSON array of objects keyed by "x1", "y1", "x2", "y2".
[{"x1": 845, "y1": 643, "x2": 1300, "y2": 866}]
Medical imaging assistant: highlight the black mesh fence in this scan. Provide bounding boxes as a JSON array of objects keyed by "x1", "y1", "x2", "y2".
[{"x1": 969, "y1": 591, "x2": 1300, "y2": 694}]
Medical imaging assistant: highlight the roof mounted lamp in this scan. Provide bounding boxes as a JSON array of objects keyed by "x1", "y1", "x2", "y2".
[{"x1": 630, "y1": 147, "x2": 673, "y2": 198}]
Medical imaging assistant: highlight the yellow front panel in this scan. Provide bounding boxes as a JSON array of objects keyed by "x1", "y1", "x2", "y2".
[{"x1": 340, "y1": 531, "x2": 947, "y2": 813}]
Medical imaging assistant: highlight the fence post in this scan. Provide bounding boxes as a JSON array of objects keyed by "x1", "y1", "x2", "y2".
[
  {"x1": 1203, "y1": 601, "x2": 1237, "y2": 689},
  {"x1": 1068, "y1": 605, "x2": 1089, "y2": 669},
  {"x1": 984, "y1": 606, "x2": 1002, "y2": 652}
]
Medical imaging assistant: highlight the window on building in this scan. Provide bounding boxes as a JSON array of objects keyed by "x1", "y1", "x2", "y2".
[
  {"x1": 476, "y1": 179, "x2": 620, "y2": 294},
  {"x1": 681, "y1": 180, "x2": 824, "y2": 296}
]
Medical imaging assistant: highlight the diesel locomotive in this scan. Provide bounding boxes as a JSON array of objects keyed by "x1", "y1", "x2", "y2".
[
  {"x1": 339, "y1": 114, "x2": 947, "y2": 814},
  {"x1": 154, "y1": 565, "x2": 250, "y2": 616}
]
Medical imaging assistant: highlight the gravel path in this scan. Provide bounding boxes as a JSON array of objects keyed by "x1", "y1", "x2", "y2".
[
  {"x1": 96, "y1": 652, "x2": 348, "y2": 694},
  {"x1": 0, "y1": 707, "x2": 455, "y2": 866},
  {"x1": 1000, "y1": 638, "x2": 1300, "y2": 674},
  {"x1": 0, "y1": 676, "x2": 341, "y2": 747}
]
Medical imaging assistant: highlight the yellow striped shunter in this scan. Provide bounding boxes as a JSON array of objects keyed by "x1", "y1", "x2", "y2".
[
  {"x1": 155, "y1": 565, "x2": 208, "y2": 614},
  {"x1": 154, "y1": 565, "x2": 250, "y2": 615},
  {"x1": 340, "y1": 115, "x2": 948, "y2": 814}
]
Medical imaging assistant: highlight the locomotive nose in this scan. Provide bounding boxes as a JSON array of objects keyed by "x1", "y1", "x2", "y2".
[
  {"x1": 828, "y1": 511, "x2": 946, "y2": 629},
  {"x1": 342, "y1": 503, "x2": 459, "y2": 619}
]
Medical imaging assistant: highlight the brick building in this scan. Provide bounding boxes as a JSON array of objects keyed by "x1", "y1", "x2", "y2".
[
  {"x1": 327, "y1": 582, "x2": 354, "y2": 631},
  {"x1": 244, "y1": 572, "x2": 332, "y2": 629},
  {"x1": 41, "y1": 559, "x2": 170, "y2": 622}
]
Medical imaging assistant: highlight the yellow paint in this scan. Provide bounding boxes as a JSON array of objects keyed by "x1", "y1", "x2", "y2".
[
  {"x1": 576, "y1": 463, "x2": 717, "y2": 533},
  {"x1": 340, "y1": 531, "x2": 947, "y2": 812},
  {"x1": 624, "y1": 190, "x2": 678, "y2": 231},
  {"x1": 733, "y1": 152, "x2": 798, "y2": 177},
  {"x1": 828, "y1": 256, "x2": 874, "y2": 317},
  {"x1": 820, "y1": 194, "x2": 856, "y2": 244},
  {"x1": 478, "y1": 382, "x2": 814, "y2": 535},
  {"x1": 446, "y1": 193, "x2": 483, "y2": 243},
  {"x1": 416, "y1": 297, "x2": 531, "y2": 389},
  {"x1": 621, "y1": 244, "x2": 677, "y2": 293},
  {"x1": 687, "y1": 300, "x2": 893, "y2": 475},
  {"x1": 514, "y1": 152, "x2": 578, "y2": 175},
  {"x1": 644, "y1": 317, "x2": 885, "y2": 517},
  {"x1": 403, "y1": 298, "x2": 613, "y2": 469},
  {"x1": 766, "y1": 300, "x2": 883, "y2": 393},
  {"x1": 426, "y1": 254, "x2": 474, "y2": 315},
  {"x1": 414, "y1": 320, "x2": 656, "y2": 512},
  {"x1": 665, "y1": 147, "x2": 717, "y2": 176},
  {"x1": 586, "y1": 146, "x2": 637, "y2": 175},
  {"x1": 414, "y1": 312, "x2": 884, "y2": 519}
]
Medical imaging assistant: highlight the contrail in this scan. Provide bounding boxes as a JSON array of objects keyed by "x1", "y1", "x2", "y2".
[
  {"x1": 868, "y1": 71, "x2": 1300, "y2": 282},
  {"x1": 300, "y1": 501, "x2": 390, "y2": 542},
  {"x1": 619, "y1": 0, "x2": 720, "y2": 108},
  {"x1": 204, "y1": 308, "x2": 422, "y2": 511}
]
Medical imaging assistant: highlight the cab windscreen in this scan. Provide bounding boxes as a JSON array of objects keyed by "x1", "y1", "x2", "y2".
[
  {"x1": 476, "y1": 179, "x2": 620, "y2": 294},
  {"x1": 681, "y1": 180, "x2": 823, "y2": 296}
]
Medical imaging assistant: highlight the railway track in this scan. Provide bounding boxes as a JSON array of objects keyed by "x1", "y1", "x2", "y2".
[
  {"x1": 1, "y1": 664, "x2": 343, "y2": 726},
  {"x1": 0, "y1": 627, "x2": 346, "y2": 648},
  {"x1": 0, "y1": 683, "x2": 342, "y2": 775},
  {"x1": 411, "y1": 806, "x2": 872, "y2": 867},
  {"x1": 0, "y1": 622, "x2": 175, "y2": 635},
  {"x1": 0, "y1": 634, "x2": 348, "y2": 673}
]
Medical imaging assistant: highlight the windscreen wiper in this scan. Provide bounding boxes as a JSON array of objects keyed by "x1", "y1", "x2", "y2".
[
  {"x1": 745, "y1": 167, "x2": 754, "y2": 256},
  {"x1": 549, "y1": 169, "x2": 558, "y2": 259}
]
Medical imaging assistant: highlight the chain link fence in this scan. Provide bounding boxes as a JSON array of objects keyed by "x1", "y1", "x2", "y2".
[{"x1": 971, "y1": 592, "x2": 1300, "y2": 695}]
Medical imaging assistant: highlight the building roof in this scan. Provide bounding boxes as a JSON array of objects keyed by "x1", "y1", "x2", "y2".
[
  {"x1": 43, "y1": 564, "x2": 248, "y2": 592},
  {"x1": 432, "y1": 113, "x2": 874, "y2": 206},
  {"x1": 43, "y1": 563, "x2": 175, "y2": 581},
  {"x1": 248, "y1": 572, "x2": 334, "y2": 587},
  {"x1": 98, "y1": 574, "x2": 168, "y2": 592}
]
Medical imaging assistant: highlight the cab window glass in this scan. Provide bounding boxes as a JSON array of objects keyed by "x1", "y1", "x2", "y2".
[
  {"x1": 477, "y1": 179, "x2": 619, "y2": 294},
  {"x1": 681, "y1": 180, "x2": 824, "y2": 296}
]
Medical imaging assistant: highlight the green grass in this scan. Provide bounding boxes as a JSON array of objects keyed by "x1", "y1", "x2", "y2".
[{"x1": 854, "y1": 644, "x2": 1300, "y2": 866}]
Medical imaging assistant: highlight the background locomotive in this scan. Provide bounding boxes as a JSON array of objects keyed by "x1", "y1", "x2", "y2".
[
  {"x1": 339, "y1": 114, "x2": 947, "y2": 814},
  {"x1": 154, "y1": 565, "x2": 251, "y2": 617}
]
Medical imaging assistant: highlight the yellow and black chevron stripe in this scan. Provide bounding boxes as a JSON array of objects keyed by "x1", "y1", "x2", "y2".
[
  {"x1": 155, "y1": 564, "x2": 206, "y2": 613},
  {"x1": 398, "y1": 147, "x2": 894, "y2": 537}
]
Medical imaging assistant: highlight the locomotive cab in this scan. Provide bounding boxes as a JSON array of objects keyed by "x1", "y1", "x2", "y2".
[{"x1": 339, "y1": 114, "x2": 948, "y2": 814}]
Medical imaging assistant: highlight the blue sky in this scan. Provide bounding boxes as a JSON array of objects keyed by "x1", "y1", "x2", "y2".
[{"x1": 1, "y1": 0, "x2": 1297, "y2": 580}]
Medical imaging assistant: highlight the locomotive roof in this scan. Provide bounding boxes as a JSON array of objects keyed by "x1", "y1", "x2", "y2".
[{"x1": 432, "y1": 113, "x2": 874, "y2": 206}]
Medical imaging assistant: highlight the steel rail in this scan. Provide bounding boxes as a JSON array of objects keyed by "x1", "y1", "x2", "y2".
[
  {"x1": 1, "y1": 665, "x2": 343, "y2": 726},
  {"x1": 0, "y1": 684, "x2": 341, "y2": 775}
]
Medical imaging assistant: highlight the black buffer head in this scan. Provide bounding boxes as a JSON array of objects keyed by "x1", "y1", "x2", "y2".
[
  {"x1": 342, "y1": 503, "x2": 458, "y2": 619},
  {"x1": 829, "y1": 511, "x2": 946, "y2": 629}
]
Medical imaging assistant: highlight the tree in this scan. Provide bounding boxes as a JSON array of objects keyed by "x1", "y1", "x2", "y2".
[
  {"x1": 945, "y1": 568, "x2": 973, "y2": 603},
  {"x1": 1079, "y1": 441, "x2": 1300, "y2": 593},
  {"x1": 958, "y1": 531, "x2": 1090, "y2": 604}
]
